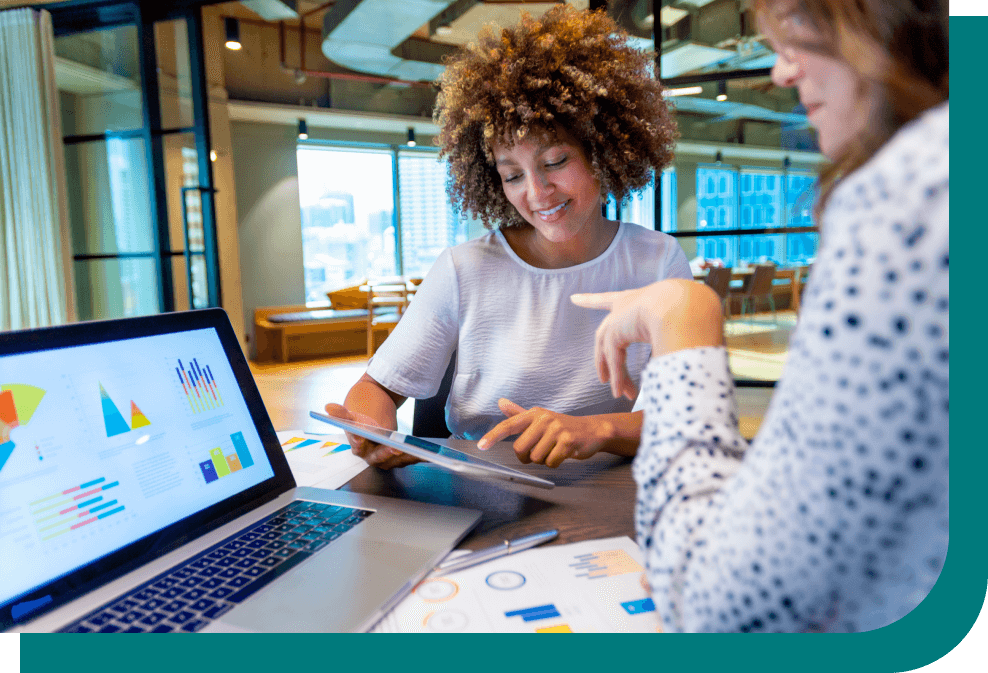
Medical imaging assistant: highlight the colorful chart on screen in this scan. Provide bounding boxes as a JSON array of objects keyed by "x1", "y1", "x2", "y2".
[
  {"x1": 175, "y1": 358, "x2": 225, "y2": 414},
  {"x1": 99, "y1": 382, "x2": 151, "y2": 438},
  {"x1": 29, "y1": 476, "x2": 126, "y2": 543},
  {"x1": 198, "y1": 431, "x2": 255, "y2": 484},
  {"x1": 0, "y1": 383, "x2": 47, "y2": 473}
]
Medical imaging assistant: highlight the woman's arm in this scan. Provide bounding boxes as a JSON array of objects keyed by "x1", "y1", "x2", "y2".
[{"x1": 323, "y1": 372, "x2": 418, "y2": 469}]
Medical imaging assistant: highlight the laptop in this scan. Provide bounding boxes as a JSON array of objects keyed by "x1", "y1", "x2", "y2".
[
  {"x1": 309, "y1": 412, "x2": 555, "y2": 490},
  {"x1": 0, "y1": 308, "x2": 481, "y2": 633}
]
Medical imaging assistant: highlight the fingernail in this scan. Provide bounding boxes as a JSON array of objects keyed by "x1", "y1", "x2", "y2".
[{"x1": 477, "y1": 439, "x2": 489, "y2": 450}]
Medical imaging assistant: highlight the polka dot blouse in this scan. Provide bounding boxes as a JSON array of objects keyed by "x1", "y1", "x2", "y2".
[{"x1": 634, "y1": 102, "x2": 949, "y2": 633}]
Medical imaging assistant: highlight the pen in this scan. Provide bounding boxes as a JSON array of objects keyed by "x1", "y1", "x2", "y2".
[{"x1": 435, "y1": 529, "x2": 559, "y2": 574}]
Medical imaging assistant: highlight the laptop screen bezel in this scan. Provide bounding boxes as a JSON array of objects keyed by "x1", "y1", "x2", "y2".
[{"x1": 0, "y1": 308, "x2": 296, "y2": 629}]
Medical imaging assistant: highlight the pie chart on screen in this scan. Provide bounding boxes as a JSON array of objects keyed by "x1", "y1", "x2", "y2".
[{"x1": 0, "y1": 383, "x2": 46, "y2": 472}]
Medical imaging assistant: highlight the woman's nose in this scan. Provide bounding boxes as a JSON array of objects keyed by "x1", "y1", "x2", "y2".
[
  {"x1": 525, "y1": 172, "x2": 552, "y2": 200},
  {"x1": 771, "y1": 49, "x2": 802, "y2": 88}
]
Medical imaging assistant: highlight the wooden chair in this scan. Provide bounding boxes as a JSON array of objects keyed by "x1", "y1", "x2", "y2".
[
  {"x1": 702, "y1": 266, "x2": 732, "y2": 319},
  {"x1": 365, "y1": 278, "x2": 409, "y2": 355},
  {"x1": 736, "y1": 263, "x2": 777, "y2": 323}
]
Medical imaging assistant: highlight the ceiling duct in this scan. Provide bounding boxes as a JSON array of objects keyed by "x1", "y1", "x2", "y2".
[{"x1": 321, "y1": 0, "x2": 459, "y2": 82}]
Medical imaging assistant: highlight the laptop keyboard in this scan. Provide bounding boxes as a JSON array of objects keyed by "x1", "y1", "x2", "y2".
[{"x1": 59, "y1": 500, "x2": 373, "y2": 633}]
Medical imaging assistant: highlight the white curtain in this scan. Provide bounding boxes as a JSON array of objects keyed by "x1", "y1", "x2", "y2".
[{"x1": 0, "y1": 8, "x2": 75, "y2": 331}]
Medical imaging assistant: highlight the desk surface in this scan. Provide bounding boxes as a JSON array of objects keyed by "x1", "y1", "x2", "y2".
[{"x1": 341, "y1": 439, "x2": 637, "y2": 551}]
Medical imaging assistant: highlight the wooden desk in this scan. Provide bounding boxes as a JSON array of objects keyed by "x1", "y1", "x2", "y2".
[{"x1": 341, "y1": 439, "x2": 636, "y2": 551}]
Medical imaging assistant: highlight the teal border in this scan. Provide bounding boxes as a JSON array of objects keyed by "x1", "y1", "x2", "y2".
[{"x1": 19, "y1": 14, "x2": 981, "y2": 673}]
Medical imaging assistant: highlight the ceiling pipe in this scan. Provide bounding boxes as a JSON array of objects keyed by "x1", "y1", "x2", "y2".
[{"x1": 275, "y1": 15, "x2": 433, "y2": 88}]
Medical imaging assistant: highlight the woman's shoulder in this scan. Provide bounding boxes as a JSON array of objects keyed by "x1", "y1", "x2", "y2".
[{"x1": 614, "y1": 222, "x2": 681, "y2": 254}]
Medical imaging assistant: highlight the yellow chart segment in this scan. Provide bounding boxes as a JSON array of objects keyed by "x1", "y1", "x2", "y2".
[
  {"x1": 2, "y1": 384, "x2": 46, "y2": 424},
  {"x1": 536, "y1": 624, "x2": 573, "y2": 633}
]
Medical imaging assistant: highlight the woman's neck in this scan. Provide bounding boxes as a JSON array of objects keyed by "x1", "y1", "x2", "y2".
[{"x1": 503, "y1": 218, "x2": 620, "y2": 269}]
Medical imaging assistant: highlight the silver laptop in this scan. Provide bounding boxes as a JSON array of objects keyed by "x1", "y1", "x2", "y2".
[{"x1": 0, "y1": 308, "x2": 481, "y2": 633}]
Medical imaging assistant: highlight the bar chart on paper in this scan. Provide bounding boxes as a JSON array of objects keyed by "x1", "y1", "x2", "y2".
[
  {"x1": 372, "y1": 536, "x2": 662, "y2": 633},
  {"x1": 198, "y1": 431, "x2": 254, "y2": 484}
]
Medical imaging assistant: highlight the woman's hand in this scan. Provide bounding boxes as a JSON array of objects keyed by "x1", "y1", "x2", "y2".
[
  {"x1": 571, "y1": 279, "x2": 725, "y2": 399},
  {"x1": 477, "y1": 399, "x2": 615, "y2": 468},
  {"x1": 322, "y1": 403, "x2": 421, "y2": 470}
]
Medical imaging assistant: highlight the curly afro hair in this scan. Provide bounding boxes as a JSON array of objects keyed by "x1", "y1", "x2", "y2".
[{"x1": 434, "y1": 4, "x2": 677, "y2": 230}]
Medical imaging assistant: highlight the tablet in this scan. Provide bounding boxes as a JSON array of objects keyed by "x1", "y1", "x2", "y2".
[{"x1": 309, "y1": 411, "x2": 555, "y2": 490}]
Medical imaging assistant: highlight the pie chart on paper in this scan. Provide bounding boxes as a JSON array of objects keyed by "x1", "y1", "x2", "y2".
[{"x1": 0, "y1": 383, "x2": 47, "y2": 472}]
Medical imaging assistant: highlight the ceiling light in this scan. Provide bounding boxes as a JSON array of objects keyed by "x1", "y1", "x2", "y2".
[
  {"x1": 436, "y1": 24, "x2": 453, "y2": 36},
  {"x1": 209, "y1": 150, "x2": 217, "y2": 162},
  {"x1": 407, "y1": 127, "x2": 416, "y2": 147},
  {"x1": 224, "y1": 17, "x2": 242, "y2": 51},
  {"x1": 716, "y1": 80, "x2": 727, "y2": 101},
  {"x1": 663, "y1": 86, "x2": 703, "y2": 97},
  {"x1": 298, "y1": 118, "x2": 308, "y2": 140}
]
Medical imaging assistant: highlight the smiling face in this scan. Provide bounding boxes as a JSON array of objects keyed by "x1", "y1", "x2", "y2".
[
  {"x1": 762, "y1": 4, "x2": 872, "y2": 159},
  {"x1": 492, "y1": 128, "x2": 606, "y2": 247}
]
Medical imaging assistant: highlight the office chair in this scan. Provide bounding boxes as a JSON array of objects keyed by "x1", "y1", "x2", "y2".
[
  {"x1": 737, "y1": 263, "x2": 777, "y2": 323},
  {"x1": 411, "y1": 352, "x2": 456, "y2": 438},
  {"x1": 702, "y1": 266, "x2": 732, "y2": 319}
]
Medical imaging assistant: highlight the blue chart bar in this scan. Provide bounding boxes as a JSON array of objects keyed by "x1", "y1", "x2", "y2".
[
  {"x1": 200, "y1": 460, "x2": 219, "y2": 483},
  {"x1": 621, "y1": 598, "x2": 656, "y2": 615},
  {"x1": 90, "y1": 500, "x2": 117, "y2": 514},
  {"x1": 80, "y1": 477, "x2": 106, "y2": 489},
  {"x1": 231, "y1": 431, "x2": 254, "y2": 468},
  {"x1": 505, "y1": 604, "x2": 561, "y2": 623}
]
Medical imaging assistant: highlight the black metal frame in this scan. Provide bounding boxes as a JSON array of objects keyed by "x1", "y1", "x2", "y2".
[{"x1": 42, "y1": 0, "x2": 224, "y2": 316}]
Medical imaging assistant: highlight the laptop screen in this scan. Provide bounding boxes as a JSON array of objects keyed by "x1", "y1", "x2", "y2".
[{"x1": 0, "y1": 324, "x2": 276, "y2": 611}]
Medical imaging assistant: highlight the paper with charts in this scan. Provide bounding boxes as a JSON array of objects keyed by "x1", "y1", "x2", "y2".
[
  {"x1": 276, "y1": 430, "x2": 367, "y2": 490},
  {"x1": 372, "y1": 536, "x2": 661, "y2": 633}
]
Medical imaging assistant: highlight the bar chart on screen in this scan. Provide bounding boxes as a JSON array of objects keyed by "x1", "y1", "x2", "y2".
[
  {"x1": 29, "y1": 476, "x2": 126, "y2": 543},
  {"x1": 174, "y1": 358, "x2": 225, "y2": 414},
  {"x1": 198, "y1": 431, "x2": 255, "y2": 484}
]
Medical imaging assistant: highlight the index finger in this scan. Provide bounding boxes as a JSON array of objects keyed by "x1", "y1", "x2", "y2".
[
  {"x1": 477, "y1": 411, "x2": 538, "y2": 450},
  {"x1": 570, "y1": 291, "x2": 619, "y2": 310}
]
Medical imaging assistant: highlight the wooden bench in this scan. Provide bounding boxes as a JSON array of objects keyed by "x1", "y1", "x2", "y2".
[{"x1": 253, "y1": 304, "x2": 399, "y2": 363}]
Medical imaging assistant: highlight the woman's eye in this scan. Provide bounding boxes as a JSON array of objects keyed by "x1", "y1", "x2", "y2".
[
  {"x1": 503, "y1": 173, "x2": 521, "y2": 183},
  {"x1": 546, "y1": 157, "x2": 566, "y2": 169}
]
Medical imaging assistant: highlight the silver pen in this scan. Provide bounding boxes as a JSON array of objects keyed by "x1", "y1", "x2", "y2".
[{"x1": 435, "y1": 529, "x2": 559, "y2": 575}]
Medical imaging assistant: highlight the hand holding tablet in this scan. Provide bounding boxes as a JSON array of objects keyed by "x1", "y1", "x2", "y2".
[{"x1": 310, "y1": 411, "x2": 554, "y2": 490}]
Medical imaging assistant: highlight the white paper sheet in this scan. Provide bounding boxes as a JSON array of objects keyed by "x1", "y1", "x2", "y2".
[
  {"x1": 275, "y1": 430, "x2": 368, "y2": 490},
  {"x1": 371, "y1": 536, "x2": 662, "y2": 633}
]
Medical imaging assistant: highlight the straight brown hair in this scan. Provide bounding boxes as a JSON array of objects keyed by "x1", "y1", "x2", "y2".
[{"x1": 755, "y1": 0, "x2": 948, "y2": 216}]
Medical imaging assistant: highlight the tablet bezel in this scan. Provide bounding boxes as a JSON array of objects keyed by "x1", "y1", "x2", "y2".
[{"x1": 308, "y1": 411, "x2": 554, "y2": 490}]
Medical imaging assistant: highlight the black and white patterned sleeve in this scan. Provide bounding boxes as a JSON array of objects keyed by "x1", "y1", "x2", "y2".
[{"x1": 634, "y1": 102, "x2": 948, "y2": 633}]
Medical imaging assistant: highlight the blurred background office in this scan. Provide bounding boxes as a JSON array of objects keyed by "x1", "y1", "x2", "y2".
[{"x1": 0, "y1": 0, "x2": 825, "y2": 432}]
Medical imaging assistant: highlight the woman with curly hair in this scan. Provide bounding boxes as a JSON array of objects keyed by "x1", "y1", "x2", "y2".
[{"x1": 324, "y1": 5, "x2": 689, "y2": 469}]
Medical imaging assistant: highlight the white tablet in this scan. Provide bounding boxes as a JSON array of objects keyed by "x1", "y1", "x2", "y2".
[{"x1": 309, "y1": 411, "x2": 555, "y2": 490}]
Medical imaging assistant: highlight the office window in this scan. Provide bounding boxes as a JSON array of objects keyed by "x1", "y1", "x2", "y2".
[
  {"x1": 694, "y1": 165, "x2": 818, "y2": 268},
  {"x1": 296, "y1": 146, "x2": 397, "y2": 303},
  {"x1": 603, "y1": 168, "x2": 674, "y2": 231},
  {"x1": 397, "y1": 150, "x2": 469, "y2": 278}
]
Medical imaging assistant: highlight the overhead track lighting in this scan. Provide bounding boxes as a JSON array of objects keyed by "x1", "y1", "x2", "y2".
[
  {"x1": 716, "y1": 81, "x2": 727, "y2": 101},
  {"x1": 224, "y1": 17, "x2": 242, "y2": 51},
  {"x1": 407, "y1": 127, "x2": 416, "y2": 147},
  {"x1": 298, "y1": 118, "x2": 308, "y2": 140}
]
